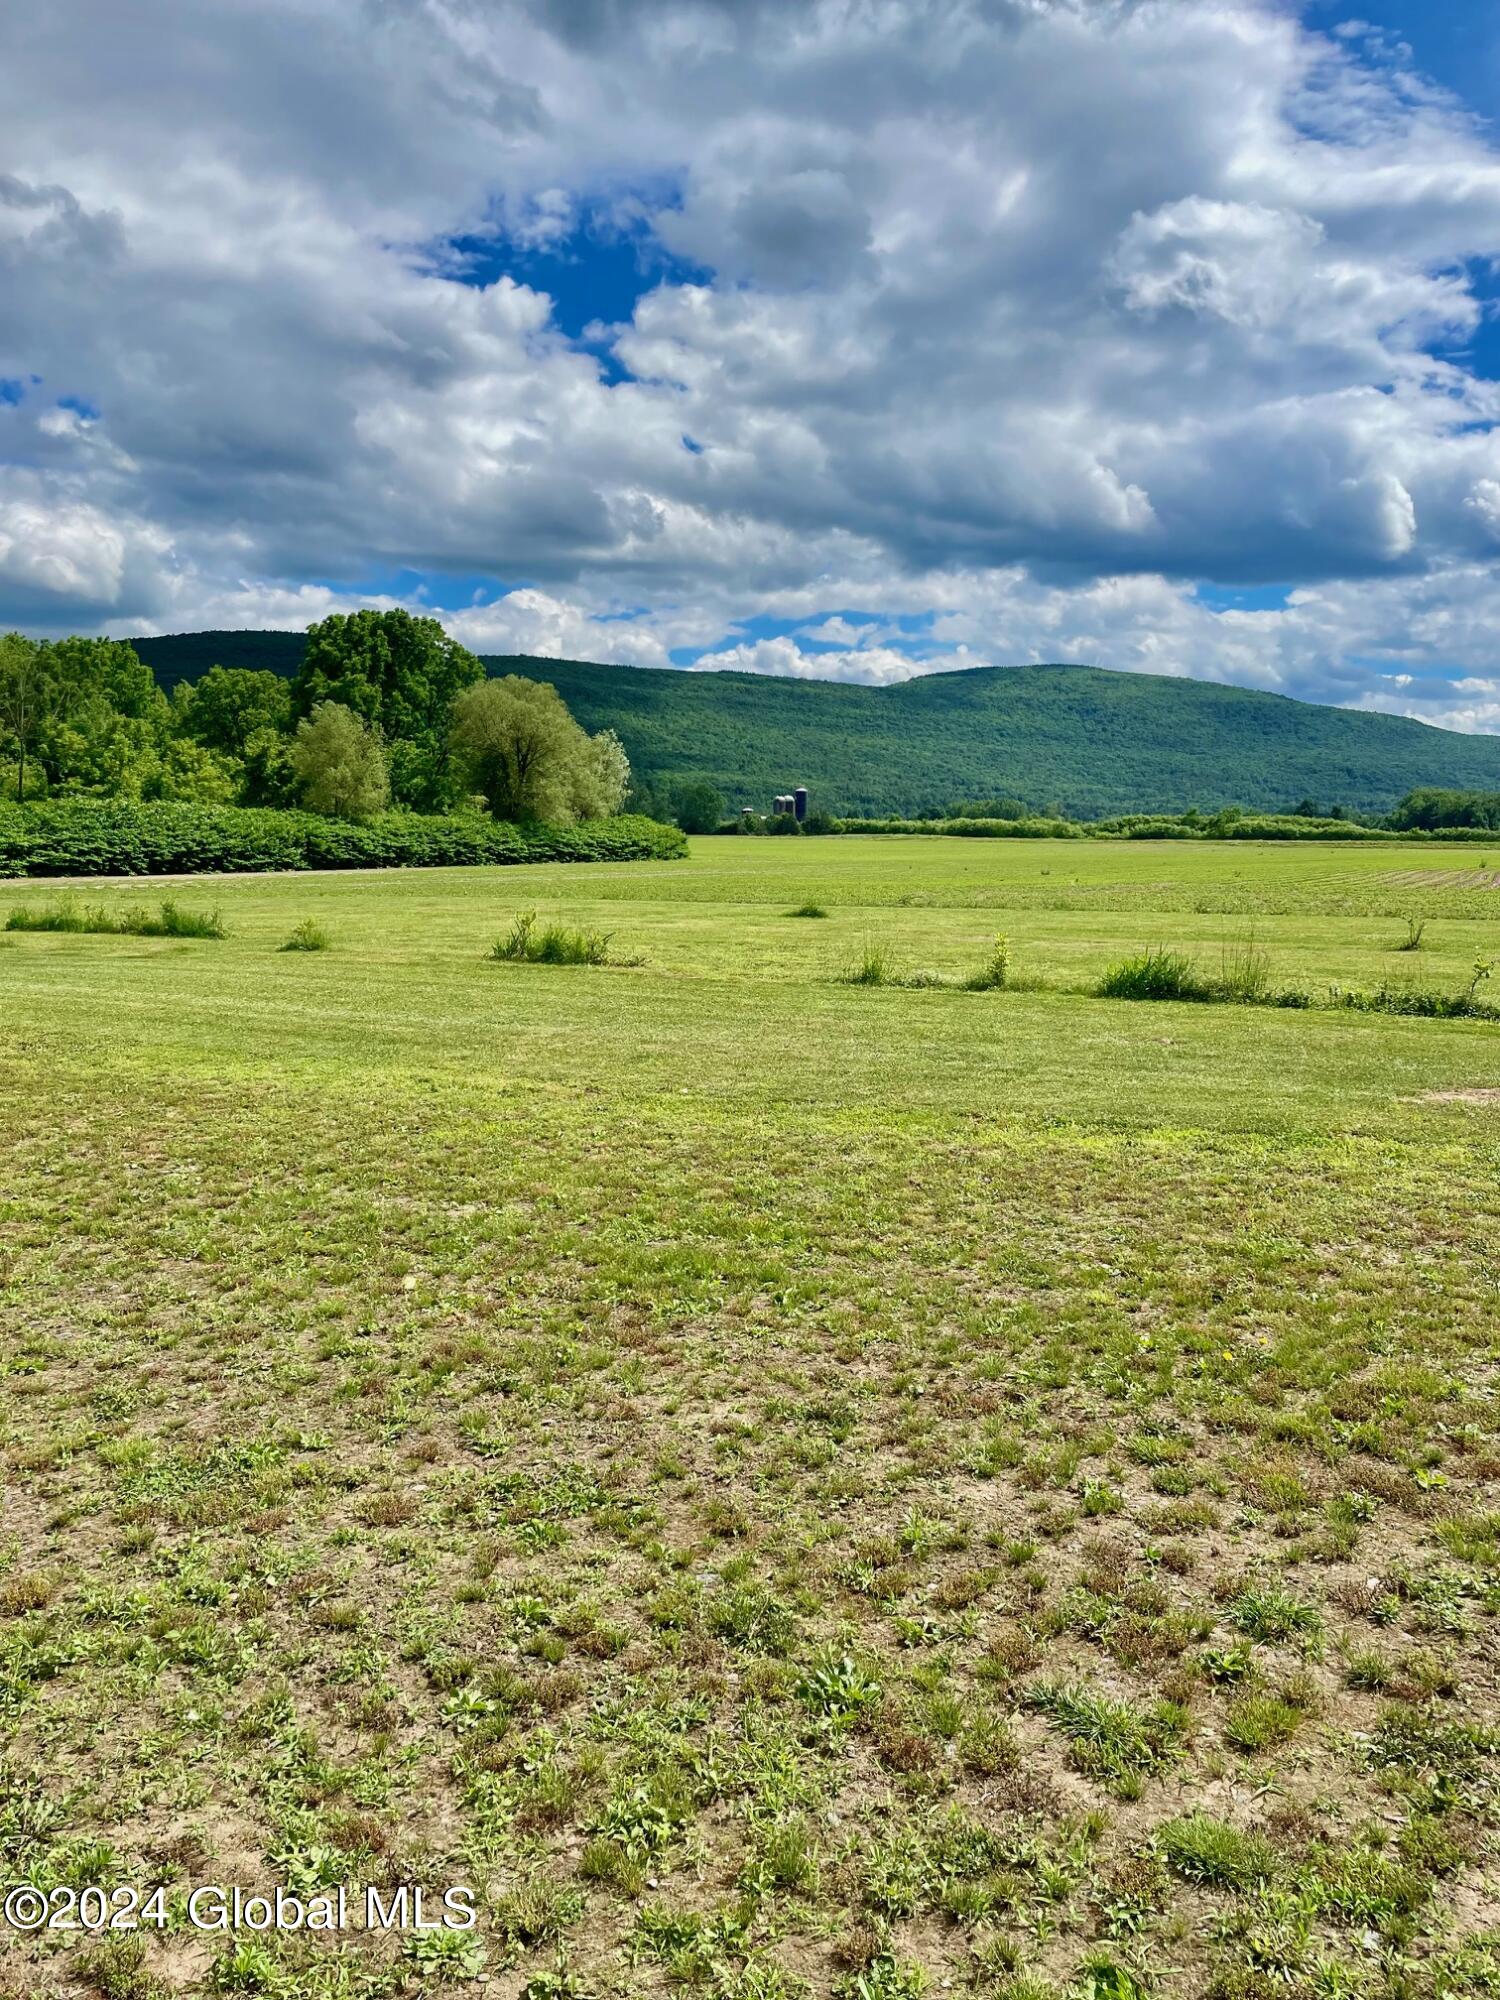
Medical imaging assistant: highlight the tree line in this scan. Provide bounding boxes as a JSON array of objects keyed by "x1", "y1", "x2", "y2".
[{"x1": 0, "y1": 609, "x2": 630, "y2": 825}]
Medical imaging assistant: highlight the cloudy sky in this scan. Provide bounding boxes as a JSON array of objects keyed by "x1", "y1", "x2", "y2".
[{"x1": 6, "y1": 0, "x2": 1500, "y2": 727}]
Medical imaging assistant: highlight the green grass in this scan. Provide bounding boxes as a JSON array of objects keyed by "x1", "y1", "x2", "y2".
[{"x1": 1, "y1": 834, "x2": 1498, "y2": 1998}]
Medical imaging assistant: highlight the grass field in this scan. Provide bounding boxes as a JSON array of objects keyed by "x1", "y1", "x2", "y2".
[{"x1": 2, "y1": 837, "x2": 1497, "y2": 2000}]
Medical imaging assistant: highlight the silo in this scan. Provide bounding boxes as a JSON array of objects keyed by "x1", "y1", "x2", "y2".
[{"x1": 793, "y1": 787, "x2": 808, "y2": 822}]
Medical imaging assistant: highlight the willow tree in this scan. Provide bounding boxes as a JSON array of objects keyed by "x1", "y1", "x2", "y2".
[{"x1": 448, "y1": 676, "x2": 629, "y2": 823}]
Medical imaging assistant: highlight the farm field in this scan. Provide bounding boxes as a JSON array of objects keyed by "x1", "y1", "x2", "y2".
[{"x1": 1, "y1": 835, "x2": 1497, "y2": 2000}]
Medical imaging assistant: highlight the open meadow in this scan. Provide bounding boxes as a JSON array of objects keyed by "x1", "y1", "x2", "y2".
[{"x1": 1, "y1": 836, "x2": 1497, "y2": 2000}]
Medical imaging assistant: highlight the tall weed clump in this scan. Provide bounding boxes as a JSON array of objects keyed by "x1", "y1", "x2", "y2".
[
  {"x1": 280, "y1": 919, "x2": 332, "y2": 953},
  {"x1": 839, "y1": 940, "x2": 893, "y2": 986},
  {"x1": 1097, "y1": 939, "x2": 1308, "y2": 1008},
  {"x1": 1096, "y1": 949, "x2": 1211, "y2": 1003},
  {"x1": 6, "y1": 895, "x2": 225, "y2": 938},
  {"x1": 492, "y1": 911, "x2": 614, "y2": 966}
]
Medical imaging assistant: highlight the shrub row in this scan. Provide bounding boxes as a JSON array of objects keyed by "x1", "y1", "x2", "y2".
[
  {"x1": 839, "y1": 816, "x2": 1085, "y2": 840},
  {"x1": 836, "y1": 813, "x2": 1499, "y2": 843},
  {"x1": 0, "y1": 802, "x2": 688, "y2": 877}
]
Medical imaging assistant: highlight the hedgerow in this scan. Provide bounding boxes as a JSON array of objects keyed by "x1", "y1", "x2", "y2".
[
  {"x1": 836, "y1": 813, "x2": 1499, "y2": 843},
  {"x1": 0, "y1": 802, "x2": 688, "y2": 877}
]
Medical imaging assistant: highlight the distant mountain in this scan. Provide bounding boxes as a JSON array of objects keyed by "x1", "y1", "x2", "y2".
[{"x1": 132, "y1": 630, "x2": 1500, "y2": 817}]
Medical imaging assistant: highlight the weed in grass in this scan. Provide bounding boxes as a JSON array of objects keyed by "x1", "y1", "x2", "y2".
[
  {"x1": 1217, "y1": 936, "x2": 1273, "y2": 1005},
  {"x1": 797, "y1": 1649, "x2": 882, "y2": 1725},
  {"x1": 964, "y1": 931, "x2": 1011, "y2": 991},
  {"x1": 788, "y1": 901, "x2": 830, "y2": 918},
  {"x1": 492, "y1": 910, "x2": 614, "y2": 965},
  {"x1": 404, "y1": 1926, "x2": 488, "y2": 1979},
  {"x1": 835, "y1": 1955, "x2": 927, "y2": 2000},
  {"x1": 840, "y1": 939, "x2": 893, "y2": 986},
  {"x1": 1028, "y1": 1682, "x2": 1187, "y2": 1793},
  {"x1": 1396, "y1": 915, "x2": 1428, "y2": 952},
  {"x1": 1229, "y1": 1584, "x2": 1322, "y2": 1646},
  {"x1": 145, "y1": 899, "x2": 227, "y2": 939},
  {"x1": 1075, "y1": 1960, "x2": 1149, "y2": 2000},
  {"x1": 1336, "y1": 958, "x2": 1500, "y2": 1019},
  {"x1": 1224, "y1": 1692, "x2": 1306, "y2": 1753},
  {"x1": 1156, "y1": 1814, "x2": 1276, "y2": 1889},
  {"x1": 7, "y1": 895, "x2": 225, "y2": 938},
  {"x1": 1096, "y1": 948, "x2": 1211, "y2": 1002},
  {"x1": 279, "y1": 918, "x2": 332, "y2": 952}
]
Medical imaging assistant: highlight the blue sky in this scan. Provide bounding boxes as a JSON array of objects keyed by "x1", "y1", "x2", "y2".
[{"x1": 5, "y1": 0, "x2": 1500, "y2": 728}]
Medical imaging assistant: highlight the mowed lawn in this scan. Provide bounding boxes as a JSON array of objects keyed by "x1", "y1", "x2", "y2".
[{"x1": 1, "y1": 837, "x2": 1497, "y2": 2000}]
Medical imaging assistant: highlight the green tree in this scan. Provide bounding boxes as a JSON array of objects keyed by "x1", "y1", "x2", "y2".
[
  {"x1": 291, "y1": 702, "x2": 390, "y2": 821},
  {"x1": 176, "y1": 666, "x2": 291, "y2": 759},
  {"x1": 1389, "y1": 786, "x2": 1500, "y2": 832},
  {"x1": 669, "y1": 779, "x2": 725, "y2": 833},
  {"x1": 148, "y1": 737, "x2": 240, "y2": 804},
  {"x1": 239, "y1": 727, "x2": 299, "y2": 808},
  {"x1": 570, "y1": 728, "x2": 631, "y2": 821},
  {"x1": 0, "y1": 632, "x2": 56, "y2": 801},
  {"x1": 292, "y1": 610, "x2": 483, "y2": 808},
  {"x1": 28, "y1": 636, "x2": 175, "y2": 797},
  {"x1": 449, "y1": 676, "x2": 626, "y2": 823}
]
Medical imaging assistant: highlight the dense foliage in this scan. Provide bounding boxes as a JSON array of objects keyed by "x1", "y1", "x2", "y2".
[
  {"x1": 0, "y1": 801, "x2": 686, "y2": 877},
  {"x1": 131, "y1": 631, "x2": 1500, "y2": 818},
  {"x1": 290, "y1": 702, "x2": 391, "y2": 821},
  {"x1": 291, "y1": 608, "x2": 485, "y2": 808},
  {"x1": 823, "y1": 810, "x2": 1497, "y2": 842},
  {"x1": 449, "y1": 676, "x2": 629, "y2": 822},
  {"x1": 1388, "y1": 785, "x2": 1500, "y2": 831},
  {"x1": 1, "y1": 615, "x2": 640, "y2": 838}
]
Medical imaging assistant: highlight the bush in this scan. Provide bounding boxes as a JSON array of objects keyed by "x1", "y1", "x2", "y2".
[
  {"x1": 280, "y1": 919, "x2": 331, "y2": 953},
  {"x1": 492, "y1": 912, "x2": 614, "y2": 966},
  {"x1": 787, "y1": 901, "x2": 829, "y2": 918},
  {"x1": 0, "y1": 801, "x2": 687, "y2": 877},
  {"x1": 1096, "y1": 949, "x2": 1211, "y2": 1002}
]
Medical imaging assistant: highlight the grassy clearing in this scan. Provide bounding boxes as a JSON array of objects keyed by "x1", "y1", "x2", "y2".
[{"x1": 0, "y1": 837, "x2": 1497, "y2": 1999}]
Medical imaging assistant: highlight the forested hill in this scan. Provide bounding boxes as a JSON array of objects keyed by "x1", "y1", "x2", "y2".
[{"x1": 131, "y1": 630, "x2": 1500, "y2": 817}]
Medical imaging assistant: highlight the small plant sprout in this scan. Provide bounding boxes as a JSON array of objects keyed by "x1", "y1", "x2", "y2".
[{"x1": 966, "y1": 932, "x2": 1011, "y2": 991}]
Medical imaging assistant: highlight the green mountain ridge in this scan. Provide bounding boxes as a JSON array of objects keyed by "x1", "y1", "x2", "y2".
[{"x1": 131, "y1": 629, "x2": 1500, "y2": 817}]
